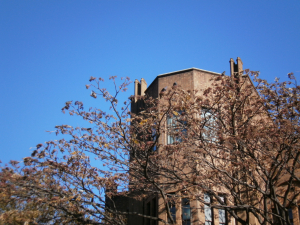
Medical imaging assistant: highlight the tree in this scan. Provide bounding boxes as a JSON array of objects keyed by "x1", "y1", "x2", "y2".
[
  {"x1": 0, "y1": 166, "x2": 68, "y2": 225},
  {"x1": 0, "y1": 72, "x2": 299, "y2": 225}
]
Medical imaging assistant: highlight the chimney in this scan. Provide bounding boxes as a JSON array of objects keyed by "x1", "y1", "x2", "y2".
[
  {"x1": 237, "y1": 57, "x2": 243, "y2": 74},
  {"x1": 229, "y1": 58, "x2": 235, "y2": 77},
  {"x1": 134, "y1": 79, "x2": 141, "y2": 97},
  {"x1": 140, "y1": 78, "x2": 147, "y2": 96},
  {"x1": 229, "y1": 57, "x2": 243, "y2": 78},
  {"x1": 132, "y1": 78, "x2": 147, "y2": 114}
]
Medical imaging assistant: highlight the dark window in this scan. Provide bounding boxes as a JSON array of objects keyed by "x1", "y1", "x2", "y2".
[
  {"x1": 288, "y1": 208, "x2": 294, "y2": 225},
  {"x1": 152, "y1": 198, "x2": 157, "y2": 225},
  {"x1": 146, "y1": 198, "x2": 157, "y2": 225},
  {"x1": 182, "y1": 198, "x2": 191, "y2": 225},
  {"x1": 146, "y1": 201, "x2": 151, "y2": 225},
  {"x1": 152, "y1": 128, "x2": 157, "y2": 151},
  {"x1": 167, "y1": 193, "x2": 176, "y2": 223},
  {"x1": 272, "y1": 208, "x2": 281, "y2": 225}
]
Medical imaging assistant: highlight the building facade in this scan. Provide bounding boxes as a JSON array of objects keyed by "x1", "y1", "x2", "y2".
[
  {"x1": 108, "y1": 58, "x2": 300, "y2": 225},
  {"x1": 125, "y1": 58, "x2": 243, "y2": 225}
]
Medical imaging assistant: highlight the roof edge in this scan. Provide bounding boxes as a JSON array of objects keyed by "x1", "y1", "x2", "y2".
[
  {"x1": 158, "y1": 67, "x2": 221, "y2": 77},
  {"x1": 145, "y1": 68, "x2": 221, "y2": 93}
]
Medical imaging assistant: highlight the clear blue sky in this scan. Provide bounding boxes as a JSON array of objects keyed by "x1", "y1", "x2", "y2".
[{"x1": 0, "y1": 0, "x2": 299, "y2": 164}]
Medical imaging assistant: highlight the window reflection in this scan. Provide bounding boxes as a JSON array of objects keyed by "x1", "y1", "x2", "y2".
[
  {"x1": 204, "y1": 193, "x2": 212, "y2": 225},
  {"x1": 167, "y1": 111, "x2": 186, "y2": 145},
  {"x1": 167, "y1": 194, "x2": 176, "y2": 223},
  {"x1": 288, "y1": 208, "x2": 294, "y2": 225},
  {"x1": 182, "y1": 198, "x2": 191, "y2": 225},
  {"x1": 218, "y1": 196, "x2": 226, "y2": 225}
]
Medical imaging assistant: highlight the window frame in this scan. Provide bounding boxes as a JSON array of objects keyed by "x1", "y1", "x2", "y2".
[
  {"x1": 201, "y1": 108, "x2": 218, "y2": 143},
  {"x1": 167, "y1": 193, "x2": 177, "y2": 223},
  {"x1": 218, "y1": 195, "x2": 227, "y2": 225},
  {"x1": 182, "y1": 197, "x2": 191, "y2": 225},
  {"x1": 204, "y1": 193, "x2": 213, "y2": 225},
  {"x1": 167, "y1": 111, "x2": 187, "y2": 145}
]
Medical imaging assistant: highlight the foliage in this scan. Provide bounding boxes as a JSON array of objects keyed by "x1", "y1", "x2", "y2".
[{"x1": 0, "y1": 72, "x2": 299, "y2": 225}]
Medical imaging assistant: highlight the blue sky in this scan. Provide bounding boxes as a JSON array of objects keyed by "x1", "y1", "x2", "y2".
[{"x1": 0, "y1": 0, "x2": 299, "y2": 164}]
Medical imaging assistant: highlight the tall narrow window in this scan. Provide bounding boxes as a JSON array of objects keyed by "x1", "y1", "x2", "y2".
[
  {"x1": 146, "y1": 201, "x2": 151, "y2": 225},
  {"x1": 218, "y1": 196, "x2": 226, "y2": 225},
  {"x1": 152, "y1": 128, "x2": 157, "y2": 151},
  {"x1": 152, "y1": 198, "x2": 157, "y2": 225},
  {"x1": 182, "y1": 198, "x2": 191, "y2": 225},
  {"x1": 167, "y1": 115, "x2": 176, "y2": 145},
  {"x1": 288, "y1": 208, "x2": 294, "y2": 225},
  {"x1": 152, "y1": 142, "x2": 157, "y2": 151},
  {"x1": 201, "y1": 108, "x2": 217, "y2": 142},
  {"x1": 204, "y1": 193, "x2": 213, "y2": 225},
  {"x1": 167, "y1": 111, "x2": 186, "y2": 145},
  {"x1": 167, "y1": 194, "x2": 176, "y2": 223},
  {"x1": 146, "y1": 198, "x2": 157, "y2": 225}
]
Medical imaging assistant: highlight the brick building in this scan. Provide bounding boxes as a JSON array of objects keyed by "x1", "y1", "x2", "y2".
[
  {"x1": 131, "y1": 59, "x2": 242, "y2": 225},
  {"x1": 107, "y1": 58, "x2": 300, "y2": 225}
]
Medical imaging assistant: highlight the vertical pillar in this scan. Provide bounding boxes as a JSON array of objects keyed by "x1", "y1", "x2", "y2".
[
  {"x1": 176, "y1": 192, "x2": 182, "y2": 225},
  {"x1": 191, "y1": 198, "x2": 201, "y2": 225},
  {"x1": 158, "y1": 196, "x2": 166, "y2": 225},
  {"x1": 229, "y1": 58, "x2": 235, "y2": 78},
  {"x1": 229, "y1": 57, "x2": 243, "y2": 78},
  {"x1": 134, "y1": 79, "x2": 140, "y2": 97},
  {"x1": 141, "y1": 78, "x2": 147, "y2": 96},
  {"x1": 226, "y1": 196, "x2": 235, "y2": 225},
  {"x1": 236, "y1": 57, "x2": 243, "y2": 75},
  {"x1": 214, "y1": 207, "x2": 219, "y2": 225},
  {"x1": 198, "y1": 196, "x2": 205, "y2": 225}
]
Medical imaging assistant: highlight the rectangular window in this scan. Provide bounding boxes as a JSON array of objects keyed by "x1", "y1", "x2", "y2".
[
  {"x1": 167, "y1": 194, "x2": 176, "y2": 223},
  {"x1": 218, "y1": 196, "x2": 226, "y2": 225},
  {"x1": 167, "y1": 115, "x2": 176, "y2": 145},
  {"x1": 151, "y1": 127, "x2": 157, "y2": 151},
  {"x1": 201, "y1": 108, "x2": 217, "y2": 142},
  {"x1": 204, "y1": 193, "x2": 213, "y2": 225},
  {"x1": 288, "y1": 208, "x2": 294, "y2": 225},
  {"x1": 146, "y1": 201, "x2": 151, "y2": 225},
  {"x1": 182, "y1": 198, "x2": 191, "y2": 225},
  {"x1": 167, "y1": 111, "x2": 186, "y2": 145},
  {"x1": 146, "y1": 198, "x2": 157, "y2": 225},
  {"x1": 152, "y1": 198, "x2": 157, "y2": 225},
  {"x1": 167, "y1": 133, "x2": 175, "y2": 145}
]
